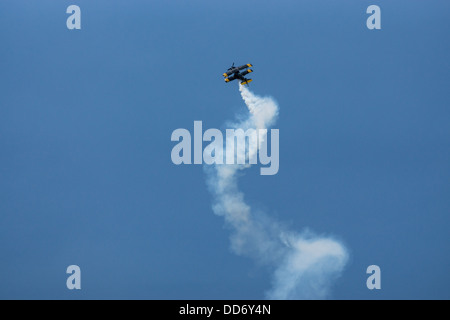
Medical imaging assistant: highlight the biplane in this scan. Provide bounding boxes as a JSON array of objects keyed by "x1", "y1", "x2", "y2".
[{"x1": 223, "y1": 63, "x2": 253, "y2": 86}]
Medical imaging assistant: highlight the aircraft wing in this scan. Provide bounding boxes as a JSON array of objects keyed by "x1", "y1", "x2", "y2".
[
  {"x1": 223, "y1": 71, "x2": 233, "y2": 77},
  {"x1": 225, "y1": 75, "x2": 236, "y2": 83},
  {"x1": 238, "y1": 63, "x2": 252, "y2": 70},
  {"x1": 241, "y1": 69, "x2": 253, "y2": 76}
]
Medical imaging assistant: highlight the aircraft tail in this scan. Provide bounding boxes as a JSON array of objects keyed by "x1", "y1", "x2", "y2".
[{"x1": 240, "y1": 79, "x2": 253, "y2": 86}]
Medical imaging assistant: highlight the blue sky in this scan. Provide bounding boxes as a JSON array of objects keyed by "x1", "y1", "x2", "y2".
[{"x1": 0, "y1": 0, "x2": 449, "y2": 299}]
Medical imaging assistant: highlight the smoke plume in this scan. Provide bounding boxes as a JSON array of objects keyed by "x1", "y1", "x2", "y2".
[{"x1": 206, "y1": 85, "x2": 348, "y2": 299}]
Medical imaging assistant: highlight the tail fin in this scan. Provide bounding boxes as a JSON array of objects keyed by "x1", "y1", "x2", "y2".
[{"x1": 240, "y1": 79, "x2": 253, "y2": 86}]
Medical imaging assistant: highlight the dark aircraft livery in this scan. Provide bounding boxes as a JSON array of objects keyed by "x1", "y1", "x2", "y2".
[{"x1": 223, "y1": 63, "x2": 253, "y2": 85}]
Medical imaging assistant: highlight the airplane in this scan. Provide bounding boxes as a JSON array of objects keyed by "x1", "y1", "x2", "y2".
[{"x1": 223, "y1": 62, "x2": 253, "y2": 86}]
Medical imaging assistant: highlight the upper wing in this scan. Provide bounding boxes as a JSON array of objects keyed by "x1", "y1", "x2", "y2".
[{"x1": 238, "y1": 63, "x2": 252, "y2": 71}]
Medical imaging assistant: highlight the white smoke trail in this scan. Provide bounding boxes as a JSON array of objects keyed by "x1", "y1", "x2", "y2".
[{"x1": 206, "y1": 85, "x2": 348, "y2": 299}]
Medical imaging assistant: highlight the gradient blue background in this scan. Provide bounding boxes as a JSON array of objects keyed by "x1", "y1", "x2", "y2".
[{"x1": 0, "y1": 0, "x2": 449, "y2": 299}]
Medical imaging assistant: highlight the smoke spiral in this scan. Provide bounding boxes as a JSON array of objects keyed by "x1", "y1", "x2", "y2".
[{"x1": 205, "y1": 85, "x2": 348, "y2": 299}]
